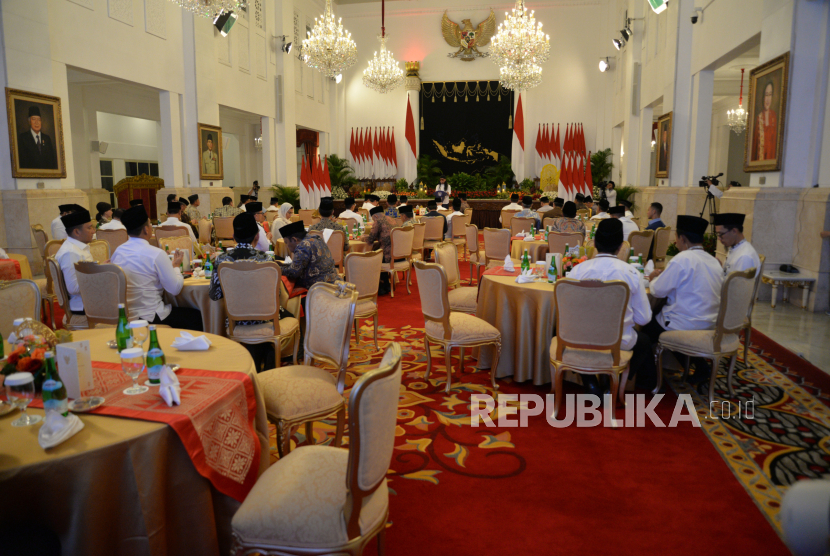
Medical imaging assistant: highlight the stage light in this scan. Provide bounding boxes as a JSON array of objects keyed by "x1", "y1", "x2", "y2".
[
  {"x1": 335, "y1": 73, "x2": 342, "y2": 84},
  {"x1": 621, "y1": 27, "x2": 631, "y2": 41},
  {"x1": 282, "y1": 42, "x2": 292, "y2": 53},
  {"x1": 599, "y1": 58, "x2": 609, "y2": 72},
  {"x1": 613, "y1": 37, "x2": 624, "y2": 50},
  {"x1": 213, "y1": 10, "x2": 237, "y2": 37}
]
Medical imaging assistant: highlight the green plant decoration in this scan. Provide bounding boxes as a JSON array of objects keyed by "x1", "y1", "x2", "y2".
[
  {"x1": 416, "y1": 155, "x2": 443, "y2": 185},
  {"x1": 326, "y1": 154, "x2": 358, "y2": 191},
  {"x1": 615, "y1": 185, "x2": 638, "y2": 211},
  {"x1": 483, "y1": 155, "x2": 515, "y2": 189},
  {"x1": 270, "y1": 185, "x2": 300, "y2": 211},
  {"x1": 590, "y1": 148, "x2": 613, "y2": 185}
]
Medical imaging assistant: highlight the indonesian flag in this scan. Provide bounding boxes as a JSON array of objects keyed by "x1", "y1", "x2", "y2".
[
  {"x1": 534, "y1": 124, "x2": 544, "y2": 178},
  {"x1": 299, "y1": 156, "x2": 310, "y2": 209},
  {"x1": 390, "y1": 127, "x2": 398, "y2": 178},
  {"x1": 404, "y1": 94, "x2": 417, "y2": 183},
  {"x1": 349, "y1": 129, "x2": 356, "y2": 170},
  {"x1": 322, "y1": 155, "x2": 332, "y2": 197},
  {"x1": 309, "y1": 155, "x2": 318, "y2": 209},
  {"x1": 511, "y1": 94, "x2": 525, "y2": 182},
  {"x1": 382, "y1": 127, "x2": 390, "y2": 178},
  {"x1": 355, "y1": 128, "x2": 363, "y2": 179},
  {"x1": 542, "y1": 124, "x2": 551, "y2": 165},
  {"x1": 584, "y1": 150, "x2": 593, "y2": 198},
  {"x1": 359, "y1": 128, "x2": 367, "y2": 179}
]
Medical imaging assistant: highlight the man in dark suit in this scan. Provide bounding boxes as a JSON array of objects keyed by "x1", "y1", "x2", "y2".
[
  {"x1": 646, "y1": 202, "x2": 666, "y2": 230},
  {"x1": 17, "y1": 105, "x2": 57, "y2": 170}
]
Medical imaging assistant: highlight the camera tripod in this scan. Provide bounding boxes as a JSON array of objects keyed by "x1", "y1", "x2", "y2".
[{"x1": 699, "y1": 189, "x2": 717, "y2": 227}]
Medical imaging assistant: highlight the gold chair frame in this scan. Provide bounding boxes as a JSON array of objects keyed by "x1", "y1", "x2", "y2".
[
  {"x1": 510, "y1": 216, "x2": 535, "y2": 236},
  {"x1": 30, "y1": 224, "x2": 48, "y2": 259},
  {"x1": 95, "y1": 228, "x2": 129, "y2": 255},
  {"x1": 74, "y1": 261, "x2": 128, "y2": 328},
  {"x1": 46, "y1": 256, "x2": 87, "y2": 331},
  {"x1": 88, "y1": 239, "x2": 111, "y2": 263},
  {"x1": 384, "y1": 227, "x2": 414, "y2": 298},
  {"x1": 450, "y1": 213, "x2": 471, "y2": 261},
  {"x1": 213, "y1": 216, "x2": 237, "y2": 247},
  {"x1": 742, "y1": 255, "x2": 766, "y2": 363},
  {"x1": 652, "y1": 226, "x2": 672, "y2": 268},
  {"x1": 627, "y1": 230, "x2": 655, "y2": 261},
  {"x1": 547, "y1": 232, "x2": 584, "y2": 255},
  {"x1": 0, "y1": 279, "x2": 41, "y2": 338},
  {"x1": 421, "y1": 216, "x2": 445, "y2": 257},
  {"x1": 465, "y1": 224, "x2": 485, "y2": 285},
  {"x1": 482, "y1": 227, "x2": 514, "y2": 268},
  {"x1": 501, "y1": 209, "x2": 521, "y2": 230}
]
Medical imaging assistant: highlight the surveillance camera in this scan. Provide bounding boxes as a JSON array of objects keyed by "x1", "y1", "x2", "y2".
[
  {"x1": 691, "y1": 14, "x2": 697, "y2": 23},
  {"x1": 691, "y1": 8, "x2": 702, "y2": 24}
]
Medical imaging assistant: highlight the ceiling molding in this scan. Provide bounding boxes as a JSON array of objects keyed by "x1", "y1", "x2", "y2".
[{"x1": 338, "y1": 0, "x2": 599, "y2": 18}]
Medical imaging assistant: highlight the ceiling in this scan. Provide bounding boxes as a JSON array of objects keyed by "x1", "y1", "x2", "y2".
[{"x1": 713, "y1": 44, "x2": 760, "y2": 81}]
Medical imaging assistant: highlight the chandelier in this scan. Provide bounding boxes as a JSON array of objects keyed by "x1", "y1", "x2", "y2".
[
  {"x1": 490, "y1": 0, "x2": 550, "y2": 90},
  {"x1": 301, "y1": 0, "x2": 357, "y2": 78},
  {"x1": 727, "y1": 68, "x2": 748, "y2": 135},
  {"x1": 169, "y1": 0, "x2": 245, "y2": 18},
  {"x1": 362, "y1": 0, "x2": 404, "y2": 93}
]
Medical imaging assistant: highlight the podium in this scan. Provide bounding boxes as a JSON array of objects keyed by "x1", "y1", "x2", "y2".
[{"x1": 114, "y1": 174, "x2": 165, "y2": 221}]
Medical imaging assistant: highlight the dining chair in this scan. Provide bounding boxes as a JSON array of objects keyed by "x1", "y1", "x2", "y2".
[
  {"x1": 433, "y1": 241, "x2": 478, "y2": 314},
  {"x1": 627, "y1": 230, "x2": 654, "y2": 262},
  {"x1": 217, "y1": 260, "x2": 301, "y2": 368},
  {"x1": 213, "y1": 216, "x2": 237, "y2": 248},
  {"x1": 339, "y1": 217, "x2": 360, "y2": 232},
  {"x1": 383, "y1": 227, "x2": 414, "y2": 298},
  {"x1": 577, "y1": 209, "x2": 590, "y2": 219},
  {"x1": 46, "y1": 256, "x2": 88, "y2": 330},
  {"x1": 547, "y1": 232, "x2": 584, "y2": 255},
  {"x1": 265, "y1": 211, "x2": 279, "y2": 224},
  {"x1": 421, "y1": 216, "x2": 445, "y2": 258},
  {"x1": 40, "y1": 239, "x2": 64, "y2": 328},
  {"x1": 652, "y1": 227, "x2": 672, "y2": 268},
  {"x1": 358, "y1": 208, "x2": 371, "y2": 221},
  {"x1": 464, "y1": 208, "x2": 473, "y2": 220},
  {"x1": 742, "y1": 254, "x2": 766, "y2": 363},
  {"x1": 231, "y1": 343, "x2": 402, "y2": 556},
  {"x1": 482, "y1": 227, "x2": 517, "y2": 268},
  {"x1": 197, "y1": 219, "x2": 213, "y2": 244},
  {"x1": 326, "y1": 229, "x2": 346, "y2": 275},
  {"x1": 30, "y1": 225, "x2": 48, "y2": 259},
  {"x1": 654, "y1": 268, "x2": 757, "y2": 402},
  {"x1": 501, "y1": 209, "x2": 521, "y2": 230},
  {"x1": 465, "y1": 224, "x2": 486, "y2": 285},
  {"x1": 154, "y1": 226, "x2": 189, "y2": 244},
  {"x1": 96, "y1": 228, "x2": 129, "y2": 255},
  {"x1": 256, "y1": 281, "x2": 358, "y2": 456},
  {"x1": 298, "y1": 209, "x2": 316, "y2": 226},
  {"x1": 0, "y1": 279, "x2": 41, "y2": 339},
  {"x1": 88, "y1": 240, "x2": 110, "y2": 263},
  {"x1": 409, "y1": 221, "x2": 426, "y2": 262},
  {"x1": 450, "y1": 213, "x2": 471, "y2": 260},
  {"x1": 510, "y1": 217, "x2": 534, "y2": 237},
  {"x1": 74, "y1": 261, "x2": 127, "y2": 328},
  {"x1": 616, "y1": 240, "x2": 630, "y2": 262},
  {"x1": 345, "y1": 249, "x2": 383, "y2": 350},
  {"x1": 550, "y1": 279, "x2": 632, "y2": 418},
  {"x1": 158, "y1": 235, "x2": 195, "y2": 260},
  {"x1": 542, "y1": 217, "x2": 558, "y2": 230},
  {"x1": 414, "y1": 261, "x2": 501, "y2": 393}
]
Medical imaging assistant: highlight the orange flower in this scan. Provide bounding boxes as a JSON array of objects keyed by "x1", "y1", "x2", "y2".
[
  {"x1": 6, "y1": 346, "x2": 26, "y2": 365},
  {"x1": 17, "y1": 356, "x2": 42, "y2": 373},
  {"x1": 30, "y1": 348, "x2": 46, "y2": 361}
]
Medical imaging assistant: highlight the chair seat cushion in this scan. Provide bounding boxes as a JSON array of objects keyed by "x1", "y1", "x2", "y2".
[
  {"x1": 549, "y1": 337, "x2": 633, "y2": 370},
  {"x1": 34, "y1": 278, "x2": 48, "y2": 295},
  {"x1": 381, "y1": 260, "x2": 410, "y2": 271},
  {"x1": 658, "y1": 329, "x2": 740, "y2": 355},
  {"x1": 65, "y1": 314, "x2": 88, "y2": 329},
  {"x1": 425, "y1": 312, "x2": 500, "y2": 344},
  {"x1": 229, "y1": 317, "x2": 299, "y2": 339},
  {"x1": 447, "y1": 287, "x2": 477, "y2": 313},
  {"x1": 469, "y1": 251, "x2": 485, "y2": 264},
  {"x1": 258, "y1": 365, "x2": 342, "y2": 421},
  {"x1": 231, "y1": 445, "x2": 388, "y2": 548},
  {"x1": 354, "y1": 299, "x2": 377, "y2": 317},
  {"x1": 451, "y1": 238, "x2": 466, "y2": 246}
]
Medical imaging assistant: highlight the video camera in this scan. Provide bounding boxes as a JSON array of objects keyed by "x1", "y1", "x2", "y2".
[{"x1": 699, "y1": 173, "x2": 723, "y2": 187}]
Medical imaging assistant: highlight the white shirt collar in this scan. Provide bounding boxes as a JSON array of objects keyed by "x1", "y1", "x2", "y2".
[
  {"x1": 65, "y1": 236, "x2": 90, "y2": 251},
  {"x1": 730, "y1": 239, "x2": 746, "y2": 251},
  {"x1": 31, "y1": 129, "x2": 41, "y2": 142}
]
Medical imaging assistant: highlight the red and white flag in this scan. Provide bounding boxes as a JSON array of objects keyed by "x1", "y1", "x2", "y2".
[
  {"x1": 534, "y1": 124, "x2": 544, "y2": 178},
  {"x1": 349, "y1": 129, "x2": 356, "y2": 170},
  {"x1": 322, "y1": 155, "x2": 331, "y2": 197},
  {"x1": 404, "y1": 94, "x2": 417, "y2": 183},
  {"x1": 355, "y1": 128, "x2": 363, "y2": 179},
  {"x1": 390, "y1": 127, "x2": 398, "y2": 178},
  {"x1": 511, "y1": 94, "x2": 525, "y2": 182},
  {"x1": 299, "y1": 156, "x2": 310, "y2": 209},
  {"x1": 584, "y1": 150, "x2": 593, "y2": 198}
]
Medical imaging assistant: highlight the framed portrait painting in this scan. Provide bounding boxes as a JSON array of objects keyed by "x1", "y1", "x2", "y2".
[
  {"x1": 744, "y1": 52, "x2": 789, "y2": 172},
  {"x1": 198, "y1": 123, "x2": 223, "y2": 180},
  {"x1": 5, "y1": 88, "x2": 67, "y2": 178},
  {"x1": 655, "y1": 111, "x2": 672, "y2": 179}
]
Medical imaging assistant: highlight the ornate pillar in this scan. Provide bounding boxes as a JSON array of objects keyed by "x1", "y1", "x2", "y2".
[{"x1": 404, "y1": 61, "x2": 421, "y2": 184}]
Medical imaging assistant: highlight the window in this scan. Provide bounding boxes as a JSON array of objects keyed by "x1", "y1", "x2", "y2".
[
  {"x1": 125, "y1": 161, "x2": 160, "y2": 178},
  {"x1": 100, "y1": 159, "x2": 114, "y2": 191}
]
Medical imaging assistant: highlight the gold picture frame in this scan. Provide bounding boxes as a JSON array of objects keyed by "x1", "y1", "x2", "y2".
[
  {"x1": 655, "y1": 111, "x2": 672, "y2": 179},
  {"x1": 744, "y1": 52, "x2": 789, "y2": 172},
  {"x1": 5, "y1": 88, "x2": 67, "y2": 178},
  {"x1": 198, "y1": 122, "x2": 224, "y2": 180}
]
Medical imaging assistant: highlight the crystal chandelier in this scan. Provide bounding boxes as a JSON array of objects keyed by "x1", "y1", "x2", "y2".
[
  {"x1": 169, "y1": 0, "x2": 245, "y2": 19},
  {"x1": 362, "y1": 0, "x2": 404, "y2": 94},
  {"x1": 490, "y1": 0, "x2": 550, "y2": 90},
  {"x1": 727, "y1": 68, "x2": 748, "y2": 135},
  {"x1": 301, "y1": 0, "x2": 357, "y2": 78}
]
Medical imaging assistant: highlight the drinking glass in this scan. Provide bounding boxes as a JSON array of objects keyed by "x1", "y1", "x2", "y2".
[
  {"x1": 120, "y1": 347, "x2": 149, "y2": 395},
  {"x1": 6, "y1": 373, "x2": 41, "y2": 427},
  {"x1": 128, "y1": 320, "x2": 149, "y2": 353}
]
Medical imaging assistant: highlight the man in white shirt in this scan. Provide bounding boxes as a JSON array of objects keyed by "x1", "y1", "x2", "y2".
[
  {"x1": 537, "y1": 197, "x2": 554, "y2": 215},
  {"x1": 604, "y1": 181, "x2": 617, "y2": 207},
  {"x1": 162, "y1": 201, "x2": 197, "y2": 244},
  {"x1": 98, "y1": 208, "x2": 126, "y2": 231},
  {"x1": 644, "y1": 215, "x2": 724, "y2": 386},
  {"x1": 714, "y1": 213, "x2": 761, "y2": 277},
  {"x1": 361, "y1": 194, "x2": 379, "y2": 212},
  {"x1": 621, "y1": 199, "x2": 635, "y2": 219},
  {"x1": 51, "y1": 204, "x2": 75, "y2": 241},
  {"x1": 111, "y1": 205, "x2": 202, "y2": 330},
  {"x1": 609, "y1": 205, "x2": 639, "y2": 241},
  {"x1": 499, "y1": 193, "x2": 523, "y2": 223},
  {"x1": 339, "y1": 197, "x2": 362, "y2": 222},
  {"x1": 444, "y1": 197, "x2": 465, "y2": 239},
  {"x1": 246, "y1": 202, "x2": 271, "y2": 251},
  {"x1": 591, "y1": 199, "x2": 611, "y2": 220},
  {"x1": 570, "y1": 218, "x2": 655, "y2": 390},
  {"x1": 55, "y1": 208, "x2": 96, "y2": 314},
  {"x1": 266, "y1": 197, "x2": 280, "y2": 213}
]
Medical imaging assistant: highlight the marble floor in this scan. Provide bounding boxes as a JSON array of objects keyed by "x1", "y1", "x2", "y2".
[{"x1": 751, "y1": 301, "x2": 830, "y2": 373}]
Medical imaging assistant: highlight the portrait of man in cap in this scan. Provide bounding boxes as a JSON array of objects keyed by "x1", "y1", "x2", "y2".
[
  {"x1": 6, "y1": 88, "x2": 67, "y2": 177},
  {"x1": 198, "y1": 123, "x2": 223, "y2": 179}
]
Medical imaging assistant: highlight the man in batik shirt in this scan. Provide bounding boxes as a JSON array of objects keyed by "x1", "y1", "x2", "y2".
[
  {"x1": 277, "y1": 221, "x2": 338, "y2": 290},
  {"x1": 309, "y1": 197, "x2": 350, "y2": 250}
]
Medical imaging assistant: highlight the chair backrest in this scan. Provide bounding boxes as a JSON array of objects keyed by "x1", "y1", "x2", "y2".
[
  {"x1": 44, "y1": 239, "x2": 64, "y2": 260},
  {"x1": 326, "y1": 229, "x2": 346, "y2": 267},
  {"x1": 217, "y1": 260, "x2": 284, "y2": 336},
  {"x1": 214, "y1": 216, "x2": 235, "y2": 240},
  {"x1": 627, "y1": 230, "x2": 654, "y2": 261},
  {"x1": 96, "y1": 229, "x2": 129, "y2": 255},
  {"x1": 158, "y1": 214, "x2": 168, "y2": 223},
  {"x1": 74, "y1": 261, "x2": 128, "y2": 327},
  {"x1": 547, "y1": 232, "x2": 584, "y2": 255},
  {"x1": 410, "y1": 222, "x2": 426, "y2": 251},
  {"x1": 501, "y1": 209, "x2": 520, "y2": 229},
  {"x1": 298, "y1": 209, "x2": 316, "y2": 226},
  {"x1": 553, "y1": 279, "x2": 630, "y2": 366},
  {"x1": 358, "y1": 208, "x2": 370, "y2": 221},
  {"x1": 482, "y1": 227, "x2": 511, "y2": 263},
  {"x1": 339, "y1": 217, "x2": 360, "y2": 231},
  {"x1": 345, "y1": 249, "x2": 383, "y2": 301},
  {"x1": 747, "y1": 254, "x2": 766, "y2": 318},
  {"x1": 652, "y1": 227, "x2": 672, "y2": 261},
  {"x1": 305, "y1": 281, "x2": 358, "y2": 392},
  {"x1": 158, "y1": 235, "x2": 194, "y2": 259},
  {"x1": 542, "y1": 217, "x2": 558, "y2": 230},
  {"x1": 464, "y1": 208, "x2": 473, "y2": 218},
  {"x1": 46, "y1": 256, "x2": 73, "y2": 318},
  {"x1": 577, "y1": 209, "x2": 590, "y2": 219},
  {"x1": 344, "y1": 342, "x2": 403, "y2": 540},
  {"x1": 510, "y1": 217, "x2": 534, "y2": 236},
  {"x1": 155, "y1": 225, "x2": 189, "y2": 241},
  {"x1": 452, "y1": 213, "x2": 471, "y2": 239},
  {"x1": 88, "y1": 240, "x2": 110, "y2": 263},
  {"x1": 197, "y1": 219, "x2": 213, "y2": 244},
  {"x1": 0, "y1": 279, "x2": 41, "y2": 338},
  {"x1": 390, "y1": 227, "x2": 415, "y2": 260},
  {"x1": 31, "y1": 225, "x2": 48, "y2": 258},
  {"x1": 437, "y1": 209, "x2": 452, "y2": 217},
  {"x1": 465, "y1": 224, "x2": 479, "y2": 253},
  {"x1": 433, "y1": 241, "x2": 462, "y2": 288},
  {"x1": 422, "y1": 216, "x2": 445, "y2": 241},
  {"x1": 265, "y1": 211, "x2": 279, "y2": 224},
  {"x1": 413, "y1": 261, "x2": 451, "y2": 339},
  {"x1": 715, "y1": 268, "x2": 757, "y2": 351},
  {"x1": 616, "y1": 240, "x2": 630, "y2": 262}
]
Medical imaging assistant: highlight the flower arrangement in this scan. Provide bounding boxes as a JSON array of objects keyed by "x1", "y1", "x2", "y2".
[
  {"x1": 330, "y1": 186, "x2": 348, "y2": 200},
  {"x1": 2, "y1": 334, "x2": 54, "y2": 391},
  {"x1": 561, "y1": 254, "x2": 588, "y2": 274},
  {"x1": 369, "y1": 190, "x2": 393, "y2": 200}
]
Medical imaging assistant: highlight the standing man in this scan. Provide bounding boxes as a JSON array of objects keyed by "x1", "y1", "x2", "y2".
[
  {"x1": 609, "y1": 206, "x2": 638, "y2": 241},
  {"x1": 339, "y1": 197, "x2": 362, "y2": 222},
  {"x1": 245, "y1": 202, "x2": 271, "y2": 252},
  {"x1": 435, "y1": 176, "x2": 451, "y2": 206},
  {"x1": 163, "y1": 201, "x2": 198, "y2": 243},
  {"x1": 55, "y1": 208, "x2": 95, "y2": 315},
  {"x1": 17, "y1": 106, "x2": 58, "y2": 169},
  {"x1": 645, "y1": 203, "x2": 666, "y2": 230},
  {"x1": 385, "y1": 194, "x2": 400, "y2": 219},
  {"x1": 714, "y1": 213, "x2": 761, "y2": 277},
  {"x1": 51, "y1": 204, "x2": 74, "y2": 241},
  {"x1": 202, "y1": 134, "x2": 218, "y2": 174},
  {"x1": 185, "y1": 194, "x2": 202, "y2": 221},
  {"x1": 248, "y1": 180, "x2": 260, "y2": 197},
  {"x1": 278, "y1": 221, "x2": 339, "y2": 290},
  {"x1": 309, "y1": 197, "x2": 350, "y2": 250}
]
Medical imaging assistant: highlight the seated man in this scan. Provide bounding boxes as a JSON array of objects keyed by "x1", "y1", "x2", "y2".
[
  {"x1": 309, "y1": 197, "x2": 350, "y2": 249},
  {"x1": 185, "y1": 194, "x2": 202, "y2": 221},
  {"x1": 361, "y1": 193, "x2": 376, "y2": 212},
  {"x1": 385, "y1": 194, "x2": 399, "y2": 218},
  {"x1": 569, "y1": 219, "x2": 654, "y2": 391},
  {"x1": 444, "y1": 197, "x2": 465, "y2": 239},
  {"x1": 99, "y1": 208, "x2": 126, "y2": 231},
  {"x1": 515, "y1": 195, "x2": 541, "y2": 229},
  {"x1": 399, "y1": 195, "x2": 408, "y2": 208},
  {"x1": 399, "y1": 205, "x2": 415, "y2": 226},
  {"x1": 214, "y1": 196, "x2": 244, "y2": 218},
  {"x1": 51, "y1": 204, "x2": 74, "y2": 241},
  {"x1": 537, "y1": 196, "x2": 554, "y2": 215},
  {"x1": 549, "y1": 197, "x2": 565, "y2": 218},
  {"x1": 245, "y1": 202, "x2": 271, "y2": 251},
  {"x1": 591, "y1": 199, "x2": 611, "y2": 220},
  {"x1": 645, "y1": 202, "x2": 666, "y2": 230},
  {"x1": 166, "y1": 193, "x2": 178, "y2": 204},
  {"x1": 339, "y1": 197, "x2": 362, "y2": 222},
  {"x1": 550, "y1": 201, "x2": 586, "y2": 235},
  {"x1": 177, "y1": 197, "x2": 193, "y2": 229},
  {"x1": 278, "y1": 221, "x2": 338, "y2": 290},
  {"x1": 643, "y1": 215, "x2": 723, "y2": 385},
  {"x1": 266, "y1": 197, "x2": 280, "y2": 213},
  {"x1": 95, "y1": 202, "x2": 113, "y2": 227},
  {"x1": 112, "y1": 205, "x2": 203, "y2": 330},
  {"x1": 584, "y1": 196, "x2": 595, "y2": 217},
  {"x1": 499, "y1": 193, "x2": 522, "y2": 223},
  {"x1": 424, "y1": 199, "x2": 448, "y2": 236},
  {"x1": 55, "y1": 208, "x2": 95, "y2": 315},
  {"x1": 163, "y1": 201, "x2": 198, "y2": 243},
  {"x1": 574, "y1": 193, "x2": 586, "y2": 212},
  {"x1": 458, "y1": 192, "x2": 470, "y2": 212},
  {"x1": 714, "y1": 213, "x2": 761, "y2": 277},
  {"x1": 237, "y1": 194, "x2": 251, "y2": 208},
  {"x1": 609, "y1": 205, "x2": 638, "y2": 241},
  {"x1": 621, "y1": 199, "x2": 634, "y2": 219}
]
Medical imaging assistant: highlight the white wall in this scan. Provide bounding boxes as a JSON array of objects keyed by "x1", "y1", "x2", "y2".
[{"x1": 97, "y1": 112, "x2": 160, "y2": 162}]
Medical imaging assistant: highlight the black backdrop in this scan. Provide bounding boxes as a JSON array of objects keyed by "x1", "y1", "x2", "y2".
[{"x1": 419, "y1": 81, "x2": 513, "y2": 177}]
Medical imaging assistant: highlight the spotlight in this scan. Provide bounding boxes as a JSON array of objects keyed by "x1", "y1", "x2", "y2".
[
  {"x1": 599, "y1": 58, "x2": 609, "y2": 72},
  {"x1": 335, "y1": 73, "x2": 342, "y2": 84},
  {"x1": 214, "y1": 10, "x2": 237, "y2": 37},
  {"x1": 282, "y1": 42, "x2": 292, "y2": 53},
  {"x1": 613, "y1": 37, "x2": 625, "y2": 50},
  {"x1": 621, "y1": 26, "x2": 631, "y2": 41},
  {"x1": 275, "y1": 35, "x2": 292, "y2": 54}
]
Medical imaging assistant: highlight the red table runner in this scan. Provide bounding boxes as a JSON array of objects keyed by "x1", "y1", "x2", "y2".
[
  {"x1": 32, "y1": 362, "x2": 260, "y2": 502},
  {"x1": 511, "y1": 235, "x2": 543, "y2": 241},
  {"x1": 482, "y1": 266, "x2": 520, "y2": 277},
  {"x1": 0, "y1": 259, "x2": 22, "y2": 281}
]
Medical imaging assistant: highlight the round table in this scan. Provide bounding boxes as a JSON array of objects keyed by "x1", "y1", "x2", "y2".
[
  {"x1": 167, "y1": 276, "x2": 227, "y2": 337},
  {"x1": 0, "y1": 328, "x2": 267, "y2": 556},
  {"x1": 510, "y1": 236, "x2": 549, "y2": 263}
]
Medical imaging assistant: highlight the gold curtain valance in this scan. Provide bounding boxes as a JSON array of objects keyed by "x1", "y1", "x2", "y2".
[{"x1": 421, "y1": 80, "x2": 510, "y2": 103}]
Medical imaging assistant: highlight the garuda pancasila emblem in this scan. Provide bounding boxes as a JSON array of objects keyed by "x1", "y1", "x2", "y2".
[{"x1": 441, "y1": 10, "x2": 496, "y2": 61}]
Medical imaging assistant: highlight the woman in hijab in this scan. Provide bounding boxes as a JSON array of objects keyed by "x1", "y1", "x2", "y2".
[
  {"x1": 95, "y1": 202, "x2": 113, "y2": 227},
  {"x1": 270, "y1": 203, "x2": 295, "y2": 240}
]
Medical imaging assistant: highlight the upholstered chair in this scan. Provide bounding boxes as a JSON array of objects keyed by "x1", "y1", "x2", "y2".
[
  {"x1": 549, "y1": 279, "x2": 632, "y2": 417},
  {"x1": 0, "y1": 279, "x2": 41, "y2": 339},
  {"x1": 40, "y1": 239, "x2": 64, "y2": 328},
  {"x1": 88, "y1": 240, "x2": 110, "y2": 263},
  {"x1": 542, "y1": 217, "x2": 558, "y2": 230},
  {"x1": 616, "y1": 240, "x2": 630, "y2": 262},
  {"x1": 433, "y1": 241, "x2": 477, "y2": 315},
  {"x1": 265, "y1": 211, "x2": 279, "y2": 224},
  {"x1": 197, "y1": 219, "x2": 213, "y2": 244},
  {"x1": 339, "y1": 217, "x2": 360, "y2": 231},
  {"x1": 96, "y1": 228, "x2": 129, "y2": 255},
  {"x1": 501, "y1": 209, "x2": 520, "y2": 230},
  {"x1": 158, "y1": 235, "x2": 195, "y2": 260},
  {"x1": 482, "y1": 227, "x2": 517, "y2": 269},
  {"x1": 510, "y1": 217, "x2": 534, "y2": 236},
  {"x1": 74, "y1": 261, "x2": 127, "y2": 328},
  {"x1": 257, "y1": 281, "x2": 358, "y2": 456},
  {"x1": 655, "y1": 268, "x2": 757, "y2": 402},
  {"x1": 46, "y1": 256, "x2": 88, "y2": 331},
  {"x1": 409, "y1": 221, "x2": 426, "y2": 263},
  {"x1": 213, "y1": 216, "x2": 237, "y2": 247},
  {"x1": 414, "y1": 260, "x2": 501, "y2": 393},
  {"x1": 627, "y1": 230, "x2": 654, "y2": 261},
  {"x1": 217, "y1": 260, "x2": 301, "y2": 368},
  {"x1": 450, "y1": 213, "x2": 471, "y2": 260},
  {"x1": 421, "y1": 216, "x2": 445, "y2": 256},
  {"x1": 326, "y1": 229, "x2": 346, "y2": 275},
  {"x1": 232, "y1": 343, "x2": 402, "y2": 556},
  {"x1": 154, "y1": 226, "x2": 189, "y2": 241},
  {"x1": 345, "y1": 250, "x2": 383, "y2": 350},
  {"x1": 30, "y1": 225, "x2": 48, "y2": 258},
  {"x1": 465, "y1": 224, "x2": 485, "y2": 285},
  {"x1": 547, "y1": 232, "x2": 584, "y2": 256},
  {"x1": 742, "y1": 255, "x2": 766, "y2": 363},
  {"x1": 382, "y1": 227, "x2": 414, "y2": 298},
  {"x1": 576, "y1": 209, "x2": 590, "y2": 219},
  {"x1": 298, "y1": 209, "x2": 316, "y2": 226},
  {"x1": 652, "y1": 227, "x2": 672, "y2": 269}
]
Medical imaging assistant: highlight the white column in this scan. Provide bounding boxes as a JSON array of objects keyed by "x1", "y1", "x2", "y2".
[
  {"x1": 274, "y1": 0, "x2": 298, "y2": 187},
  {"x1": 637, "y1": 106, "x2": 654, "y2": 187},
  {"x1": 160, "y1": 91, "x2": 184, "y2": 190},
  {"x1": 261, "y1": 116, "x2": 276, "y2": 187},
  {"x1": 687, "y1": 70, "x2": 714, "y2": 187},
  {"x1": 667, "y1": 0, "x2": 694, "y2": 187}
]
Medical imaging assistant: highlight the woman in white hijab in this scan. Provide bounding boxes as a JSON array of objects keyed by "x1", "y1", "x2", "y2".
[{"x1": 270, "y1": 203, "x2": 294, "y2": 240}]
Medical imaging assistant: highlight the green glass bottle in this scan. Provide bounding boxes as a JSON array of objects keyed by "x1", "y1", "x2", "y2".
[
  {"x1": 115, "y1": 304, "x2": 133, "y2": 352},
  {"x1": 629, "y1": 247, "x2": 635, "y2": 261},
  {"x1": 547, "y1": 258, "x2": 557, "y2": 283},
  {"x1": 42, "y1": 351, "x2": 68, "y2": 417},
  {"x1": 565, "y1": 243, "x2": 570, "y2": 256},
  {"x1": 146, "y1": 325, "x2": 166, "y2": 385},
  {"x1": 521, "y1": 249, "x2": 530, "y2": 272},
  {"x1": 218, "y1": 240, "x2": 224, "y2": 253}
]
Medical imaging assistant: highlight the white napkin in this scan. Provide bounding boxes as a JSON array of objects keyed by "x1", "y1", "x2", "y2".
[
  {"x1": 284, "y1": 256, "x2": 292, "y2": 264},
  {"x1": 38, "y1": 411, "x2": 84, "y2": 449},
  {"x1": 7, "y1": 332, "x2": 16, "y2": 344},
  {"x1": 170, "y1": 330, "x2": 212, "y2": 351},
  {"x1": 159, "y1": 365, "x2": 181, "y2": 407},
  {"x1": 644, "y1": 259, "x2": 655, "y2": 278},
  {"x1": 515, "y1": 269, "x2": 535, "y2": 283},
  {"x1": 503, "y1": 255, "x2": 515, "y2": 272},
  {"x1": 323, "y1": 228, "x2": 334, "y2": 242}
]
